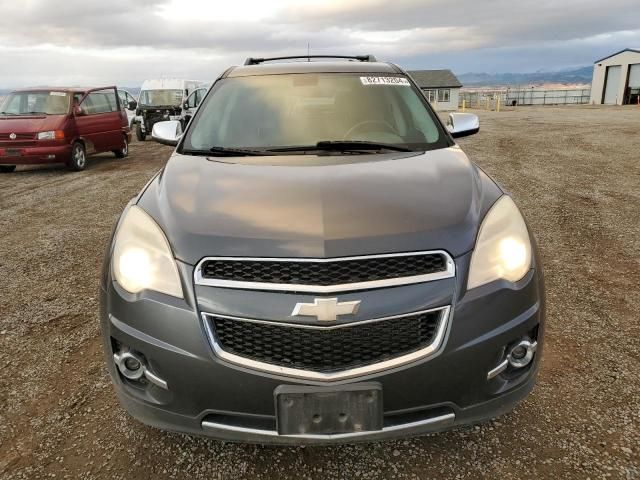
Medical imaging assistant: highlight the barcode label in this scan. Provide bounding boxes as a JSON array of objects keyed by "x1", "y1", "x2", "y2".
[{"x1": 360, "y1": 77, "x2": 411, "y2": 86}]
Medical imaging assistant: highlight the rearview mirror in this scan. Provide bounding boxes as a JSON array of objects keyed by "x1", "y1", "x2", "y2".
[
  {"x1": 152, "y1": 120, "x2": 182, "y2": 146},
  {"x1": 447, "y1": 113, "x2": 479, "y2": 138}
]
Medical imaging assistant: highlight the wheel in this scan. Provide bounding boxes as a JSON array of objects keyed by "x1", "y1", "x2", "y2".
[
  {"x1": 136, "y1": 123, "x2": 146, "y2": 141},
  {"x1": 0, "y1": 165, "x2": 16, "y2": 173},
  {"x1": 67, "y1": 142, "x2": 87, "y2": 171},
  {"x1": 113, "y1": 136, "x2": 129, "y2": 158}
]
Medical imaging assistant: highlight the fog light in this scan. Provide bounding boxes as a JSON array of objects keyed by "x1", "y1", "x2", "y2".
[
  {"x1": 510, "y1": 345, "x2": 528, "y2": 360},
  {"x1": 114, "y1": 351, "x2": 145, "y2": 380},
  {"x1": 113, "y1": 349, "x2": 168, "y2": 389},
  {"x1": 507, "y1": 339, "x2": 537, "y2": 369},
  {"x1": 124, "y1": 356, "x2": 141, "y2": 371},
  {"x1": 487, "y1": 337, "x2": 538, "y2": 379}
]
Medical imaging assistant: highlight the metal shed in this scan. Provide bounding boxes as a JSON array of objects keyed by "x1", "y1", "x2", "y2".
[
  {"x1": 406, "y1": 70, "x2": 462, "y2": 111},
  {"x1": 590, "y1": 49, "x2": 640, "y2": 105}
]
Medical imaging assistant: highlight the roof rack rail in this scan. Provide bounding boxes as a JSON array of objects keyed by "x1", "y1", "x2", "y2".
[{"x1": 244, "y1": 55, "x2": 377, "y2": 66}]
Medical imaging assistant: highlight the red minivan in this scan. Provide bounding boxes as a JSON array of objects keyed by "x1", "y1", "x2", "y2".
[{"x1": 0, "y1": 86, "x2": 133, "y2": 172}]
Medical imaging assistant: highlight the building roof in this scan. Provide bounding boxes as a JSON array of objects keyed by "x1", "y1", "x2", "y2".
[
  {"x1": 406, "y1": 70, "x2": 462, "y2": 88},
  {"x1": 594, "y1": 48, "x2": 640, "y2": 64}
]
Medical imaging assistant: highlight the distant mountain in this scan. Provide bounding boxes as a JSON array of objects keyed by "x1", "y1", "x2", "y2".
[{"x1": 456, "y1": 66, "x2": 593, "y2": 87}]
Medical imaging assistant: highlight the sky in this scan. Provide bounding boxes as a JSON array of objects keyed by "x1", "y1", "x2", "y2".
[{"x1": 0, "y1": 0, "x2": 639, "y2": 88}]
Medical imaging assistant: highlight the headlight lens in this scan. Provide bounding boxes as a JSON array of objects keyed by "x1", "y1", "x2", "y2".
[
  {"x1": 37, "y1": 130, "x2": 64, "y2": 140},
  {"x1": 467, "y1": 196, "x2": 532, "y2": 290},
  {"x1": 112, "y1": 206, "x2": 183, "y2": 298}
]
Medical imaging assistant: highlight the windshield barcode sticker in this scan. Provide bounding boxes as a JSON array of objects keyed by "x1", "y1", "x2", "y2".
[{"x1": 360, "y1": 76, "x2": 410, "y2": 86}]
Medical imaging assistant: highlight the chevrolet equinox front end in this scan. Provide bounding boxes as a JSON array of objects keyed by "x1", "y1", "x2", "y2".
[{"x1": 100, "y1": 55, "x2": 544, "y2": 444}]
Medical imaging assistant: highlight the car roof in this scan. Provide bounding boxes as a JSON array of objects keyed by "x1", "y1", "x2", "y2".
[
  {"x1": 11, "y1": 86, "x2": 116, "y2": 93},
  {"x1": 140, "y1": 79, "x2": 206, "y2": 89},
  {"x1": 226, "y1": 61, "x2": 400, "y2": 78}
]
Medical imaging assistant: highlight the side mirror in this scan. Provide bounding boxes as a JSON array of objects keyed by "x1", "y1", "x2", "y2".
[
  {"x1": 183, "y1": 101, "x2": 190, "y2": 110},
  {"x1": 128, "y1": 100, "x2": 138, "y2": 110},
  {"x1": 447, "y1": 113, "x2": 479, "y2": 138},
  {"x1": 151, "y1": 120, "x2": 182, "y2": 146},
  {"x1": 74, "y1": 105, "x2": 86, "y2": 116}
]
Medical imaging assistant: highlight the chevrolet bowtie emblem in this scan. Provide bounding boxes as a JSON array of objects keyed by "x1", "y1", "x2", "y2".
[{"x1": 291, "y1": 298, "x2": 361, "y2": 321}]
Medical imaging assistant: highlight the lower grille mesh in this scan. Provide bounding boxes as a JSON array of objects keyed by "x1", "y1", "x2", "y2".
[{"x1": 208, "y1": 310, "x2": 443, "y2": 373}]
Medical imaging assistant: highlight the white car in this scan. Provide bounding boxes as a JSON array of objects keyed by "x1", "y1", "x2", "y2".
[
  {"x1": 134, "y1": 79, "x2": 207, "y2": 141},
  {"x1": 117, "y1": 89, "x2": 138, "y2": 128},
  {"x1": 181, "y1": 87, "x2": 209, "y2": 126}
]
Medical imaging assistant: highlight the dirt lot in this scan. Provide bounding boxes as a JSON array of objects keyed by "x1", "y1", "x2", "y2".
[{"x1": 0, "y1": 105, "x2": 638, "y2": 479}]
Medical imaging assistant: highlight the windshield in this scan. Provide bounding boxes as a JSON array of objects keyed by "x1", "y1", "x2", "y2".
[
  {"x1": 139, "y1": 89, "x2": 183, "y2": 107},
  {"x1": 183, "y1": 73, "x2": 446, "y2": 153},
  {"x1": 0, "y1": 91, "x2": 70, "y2": 115}
]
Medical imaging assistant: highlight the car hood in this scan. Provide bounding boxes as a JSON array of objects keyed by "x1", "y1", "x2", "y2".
[
  {"x1": 138, "y1": 147, "x2": 503, "y2": 265},
  {"x1": 0, "y1": 114, "x2": 65, "y2": 134}
]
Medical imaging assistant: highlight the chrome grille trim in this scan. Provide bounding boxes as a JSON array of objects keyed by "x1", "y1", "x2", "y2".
[
  {"x1": 194, "y1": 250, "x2": 455, "y2": 293},
  {"x1": 201, "y1": 305, "x2": 451, "y2": 381}
]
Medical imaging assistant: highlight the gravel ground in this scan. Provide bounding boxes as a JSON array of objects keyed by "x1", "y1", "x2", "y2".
[{"x1": 0, "y1": 105, "x2": 638, "y2": 479}]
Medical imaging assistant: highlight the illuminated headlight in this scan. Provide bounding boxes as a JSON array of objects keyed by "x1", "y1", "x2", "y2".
[
  {"x1": 112, "y1": 206, "x2": 183, "y2": 298},
  {"x1": 467, "y1": 196, "x2": 532, "y2": 290}
]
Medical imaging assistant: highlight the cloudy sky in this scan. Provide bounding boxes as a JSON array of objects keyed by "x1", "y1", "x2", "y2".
[{"x1": 1, "y1": 0, "x2": 638, "y2": 87}]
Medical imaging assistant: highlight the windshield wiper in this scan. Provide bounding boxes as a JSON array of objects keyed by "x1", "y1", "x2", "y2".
[
  {"x1": 268, "y1": 140, "x2": 413, "y2": 153},
  {"x1": 209, "y1": 146, "x2": 267, "y2": 156},
  {"x1": 182, "y1": 146, "x2": 267, "y2": 157},
  {"x1": 0, "y1": 111, "x2": 18, "y2": 116}
]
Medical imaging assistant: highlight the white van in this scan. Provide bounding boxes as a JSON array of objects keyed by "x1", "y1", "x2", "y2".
[{"x1": 134, "y1": 79, "x2": 207, "y2": 141}]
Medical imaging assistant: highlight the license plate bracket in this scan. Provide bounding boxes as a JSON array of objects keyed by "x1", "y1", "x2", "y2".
[
  {"x1": 5, "y1": 148, "x2": 21, "y2": 157},
  {"x1": 275, "y1": 383, "x2": 383, "y2": 436}
]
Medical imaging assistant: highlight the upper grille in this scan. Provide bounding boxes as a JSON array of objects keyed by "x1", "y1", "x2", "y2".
[
  {"x1": 0, "y1": 133, "x2": 36, "y2": 148},
  {"x1": 205, "y1": 308, "x2": 446, "y2": 377},
  {"x1": 0, "y1": 133, "x2": 34, "y2": 140},
  {"x1": 197, "y1": 252, "x2": 452, "y2": 292}
]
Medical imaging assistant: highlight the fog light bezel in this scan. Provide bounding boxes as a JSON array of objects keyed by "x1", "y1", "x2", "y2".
[
  {"x1": 507, "y1": 339, "x2": 537, "y2": 369},
  {"x1": 487, "y1": 337, "x2": 538, "y2": 380},
  {"x1": 114, "y1": 351, "x2": 146, "y2": 380}
]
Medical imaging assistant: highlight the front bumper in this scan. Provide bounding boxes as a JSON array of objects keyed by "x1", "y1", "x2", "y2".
[
  {"x1": 0, "y1": 144, "x2": 71, "y2": 165},
  {"x1": 139, "y1": 110, "x2": 182, "y2": 133},
  {"x1": 99, "y1": 250, "x2": 545, "y2": 444}
]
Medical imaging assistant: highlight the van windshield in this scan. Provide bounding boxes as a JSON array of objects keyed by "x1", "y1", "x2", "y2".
[
  {"x1": 139, "y1": 89, "x2": 183, "y2": 107},
  {"x1": 0, "y1": 91, "x2": 70, "y2": 115},
  {"x1": 183, "y1": 73, "x2": 447, "y2": 154}
]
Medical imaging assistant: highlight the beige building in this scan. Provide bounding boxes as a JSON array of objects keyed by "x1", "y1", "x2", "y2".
[
  {"x1": 407, "y1": 70, "x2": 462, "y2": 111},
  {"x1": 590, "y1": 48, "x2": 640, "y2": 105}
]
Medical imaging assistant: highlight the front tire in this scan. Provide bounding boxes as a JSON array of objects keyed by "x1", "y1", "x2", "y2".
[
  {"x1": 113, "y1": 136, "x2": 129, "y2": 158},
  {"x1": 136, "y1": 123, "x2": 146, "y2": 141},
  {"x1": 67, "y1": 142, "x2": 87, "y2": 171},
  {"x1": 0, "y1": 165, "x2": 16, "y2": 173}
]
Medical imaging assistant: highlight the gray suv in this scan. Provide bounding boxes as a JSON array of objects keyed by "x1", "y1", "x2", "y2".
[{"x1": 100, "y1": 55, "x2": 544, "y2": 444}]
